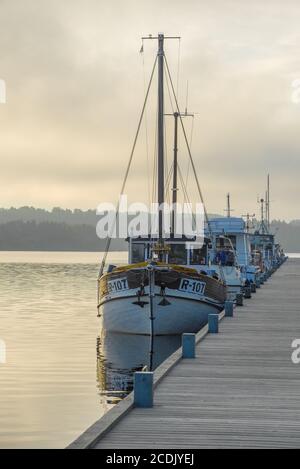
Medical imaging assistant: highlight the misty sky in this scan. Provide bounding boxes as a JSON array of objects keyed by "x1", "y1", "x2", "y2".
[{"x1": 0, "y1": 0, "x2": 300, "y2": 220}]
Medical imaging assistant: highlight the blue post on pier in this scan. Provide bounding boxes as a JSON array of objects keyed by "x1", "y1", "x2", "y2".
[
  {"x1": 236, "y1": 293, "x2": 244, "y2": 306},
  {"x1": 208, "y1": 314, "x2": 219, "y2": 333},
  {"x1": 225, "y1": 300, "x2": 234, "y2": 317},
  {"x1": 182, "y1": 333, "x2": 196, "y2": 358},
  {"x1": 134, "y1": 372, "x2": 153, "y2": 408}
]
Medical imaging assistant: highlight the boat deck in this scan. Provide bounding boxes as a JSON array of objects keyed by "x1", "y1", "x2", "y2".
[{"x1": 91, "y1": 258, "x2": 300, "y2": 449}]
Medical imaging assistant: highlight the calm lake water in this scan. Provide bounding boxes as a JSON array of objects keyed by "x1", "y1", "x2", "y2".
[
  {"x1": 0, "y1": 251, "x2": 181, "y2": 449},
  {"x1": 0, "y1": 251, "x2": 297, "y2": 448}
]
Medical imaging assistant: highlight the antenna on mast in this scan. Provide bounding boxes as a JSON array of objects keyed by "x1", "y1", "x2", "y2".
[
  {"x1": 267, "y1": 173, "x2": 270, "y2": 229},
  {"x1": 257, "y1": 196, "x2": 268, "y2": 234},
  {"x1": 224, "y1": 193, "x2": 234, "y2": 218},
  {"x1": 242, "y1": 213, "x2": 256, "y2": 232},
  {"x1": 265, "y1": 190, "x2": 268, "y2": 227}
]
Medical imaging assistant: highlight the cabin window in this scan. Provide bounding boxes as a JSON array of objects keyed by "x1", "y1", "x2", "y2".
[
  {"x1": 217, "y1": 235, "x2": 236, "y2": 250},
  {"x1": 190, "y1": 245, "x2": 207, "y2": 265},
  {"x1": 132, "y1": 243, "x2": 145, "y2": 263},
  {"x1": 168, "y1": 244, "x2": 187, "y2": 265}
]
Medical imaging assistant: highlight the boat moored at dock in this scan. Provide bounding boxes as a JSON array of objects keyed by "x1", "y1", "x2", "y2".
[
  {"x1": 97, "y1": 34, "x2": 227, "y2": 335},
  {"x1": 99, "y1": 237, "x2": 226, "y2": 335},
  {"x1": 204, "y1": 216, "x2": 258, "y2": 298}
]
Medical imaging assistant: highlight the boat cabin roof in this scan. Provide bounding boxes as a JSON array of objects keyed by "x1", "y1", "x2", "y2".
[
  {"x1": 126, "y1": 235, "x2": 205, "y2": 244},
  {"x1": 250, "y1": 232, "x2": 274, "y2": 243},
  {"x1": 250, "y1": 234, "x2": 274, "y2": 249},
  {"x1": 207, "y1": 217, "x2": 246, "y2": 234}
]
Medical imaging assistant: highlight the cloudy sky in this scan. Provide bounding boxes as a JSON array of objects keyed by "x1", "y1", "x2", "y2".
[{"x1": 0, "y1": 0, "x2": 300, "y2": 220}]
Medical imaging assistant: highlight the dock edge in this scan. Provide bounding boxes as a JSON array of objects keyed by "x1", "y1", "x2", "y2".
[{"x1": 67, "y1": 311, "x2": 225, "y2": 449}]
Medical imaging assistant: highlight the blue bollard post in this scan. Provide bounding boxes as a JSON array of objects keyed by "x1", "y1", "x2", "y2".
[
  {"x1": 244, "y1": 286, "x2": 252, "y2": 299},
  {"x1": 208, "y1": 314, "x2": 219, "y2": 333},
  {"x1": 134, "y1": 372, "x2": 153, "y2": 408},
  {"x1": 225, "y1": 300, "x2": 234, "y2": 317},
  {"x1": 182, "y1": 333, "x2": 196, "y2": 358},
  {"x1": 236, "y1": 293, "x2": 244, "y2": 306}
]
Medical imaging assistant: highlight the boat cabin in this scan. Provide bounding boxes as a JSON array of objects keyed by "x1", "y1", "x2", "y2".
[
  {"x1": 206, "y1": 217, "x2": 252, "y2": 267},
  {"x1": 250, "y1": 232, "x2": 275, "y2": 265},
  {"x1": 127, "y1": 235, "x2": 210, "y2": 268}
]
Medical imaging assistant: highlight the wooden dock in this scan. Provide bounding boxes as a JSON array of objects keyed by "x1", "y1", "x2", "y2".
[{"x1": 72, "y1": 258, "x2": 300, "y2": 449}]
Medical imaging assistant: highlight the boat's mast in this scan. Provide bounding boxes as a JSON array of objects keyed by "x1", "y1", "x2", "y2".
[
  {"x1": 246, "y1": 214, "x2": 250, "y2": 232},
  {"x1": 226, "y1": 193, "x2": 231, "y2": 218},
  {"x1": 267, "y1": 173, "x2": 270, "y2": 230},
  {"x1": 166, "y1": 109, "x2": 194, "y2": 235},
  {"x1": 242, "y1": 212, "x2": 255, "y2": 233},
  {"x1": 260, "y1": 198, "x2": 266, "y2": 234},
  {"x1": 171, "y1": 112, "x2": 179, "y2": 234},
  {"x1": 157, "y1": 33, "x2": 165, "y2": 244},
  {"x1": 265, "y1": 190, "x2": 268, "y2": 230}
]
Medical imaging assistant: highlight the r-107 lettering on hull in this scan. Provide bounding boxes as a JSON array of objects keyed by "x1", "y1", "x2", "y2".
[
  {"x1": 107, "y1": 278, "x2": 129, "y2": 293},
  {"x1": 99, "y1": 266, "x2": 226, "y2": 334},
  {"x1": 179, "y1": 278, "x2": 206, "y2": 295}
]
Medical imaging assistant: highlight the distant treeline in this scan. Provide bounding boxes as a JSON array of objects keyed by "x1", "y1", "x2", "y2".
[
  {"x1": 0, "y1": 207, "x2": 99, "y2": 226},
  {"x1": 0, "y1": 220, "x2": 126, "y2": 251},
  {"x1": 269, "y1": 220, "x2": 300, "y2": 252},
  {"x1": 0, "y1": 207, "x2": 298, "y2": 252},
  {"x1": 0, "y1": 207, "x2": 230, "y2": 226}
]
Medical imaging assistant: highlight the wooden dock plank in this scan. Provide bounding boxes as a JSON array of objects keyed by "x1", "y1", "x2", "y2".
[{"x1": 94, "y1": 259, "x2": 300, "y2": 449}]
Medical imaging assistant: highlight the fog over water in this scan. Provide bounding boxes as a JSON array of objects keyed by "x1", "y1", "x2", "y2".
[{"x1": 0, "y1": 1, "x2": 300, "y2": 219}]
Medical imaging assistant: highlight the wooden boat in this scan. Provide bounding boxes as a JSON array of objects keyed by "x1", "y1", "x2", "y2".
[
  {"x1": 97, "y1": 33, "x2": 227, "y2": 335},
  {"x1": 99, "y1": 254, "x2": 226, "y2": 335}
]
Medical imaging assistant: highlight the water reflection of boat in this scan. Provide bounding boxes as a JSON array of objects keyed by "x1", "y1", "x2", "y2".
[{"x1": 97, "y1": 331, "x2": 181, "y2": 404}]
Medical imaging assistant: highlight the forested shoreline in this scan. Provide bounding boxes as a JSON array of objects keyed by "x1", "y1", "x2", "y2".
[{"x1": 0, "y1": 208, "x2": 298, "y2": 252}]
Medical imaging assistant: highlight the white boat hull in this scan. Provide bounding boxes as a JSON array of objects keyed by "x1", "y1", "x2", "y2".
[
  {"x1": 100, "y1": 294, "x2": 221, "y2": 335},
  {"x1": 226, "y1": 284, "x2": 243, "y2": 300},
  {"x1": 204, "y1": 264, "x2": 244, "y2": 300}
]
